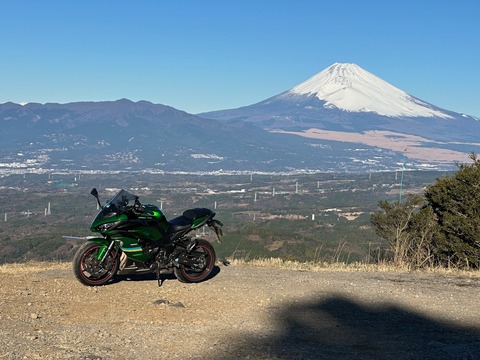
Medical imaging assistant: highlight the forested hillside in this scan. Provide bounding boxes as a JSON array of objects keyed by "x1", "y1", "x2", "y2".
[{"x1": 0, "y1": 170, "x2": 447, "y2": 264}]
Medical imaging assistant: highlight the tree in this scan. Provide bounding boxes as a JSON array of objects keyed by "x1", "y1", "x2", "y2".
[
  {"x1": 371, "y1": 153, "x2": 480, "y2": 269},
  {"x1": 407, "y1": 205, "x2": 439, "y2": 268},
  {"x1": 371, "y1": 194, "x2": 431, "y2": 267},
  {"x1": 424, "y1": 153, "x2": 480, "y2": 268}
]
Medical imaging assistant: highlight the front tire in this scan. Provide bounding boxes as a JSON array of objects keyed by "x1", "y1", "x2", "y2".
[
  {"x1": 174, "y1": 239, "x2": 216, "y2": 283},
  {"x1": 73, "y1": 242, "x2": 119, "y2": 286}
]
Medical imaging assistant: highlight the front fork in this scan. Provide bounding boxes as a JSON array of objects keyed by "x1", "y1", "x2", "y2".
[{"x1": 97, "y1": 239, "x2": 117, "y2": 265}]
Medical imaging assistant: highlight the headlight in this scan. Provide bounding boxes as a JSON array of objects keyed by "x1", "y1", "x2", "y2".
[{"x1": 96, "y1": 221, "x2": 120, "y2": 231}]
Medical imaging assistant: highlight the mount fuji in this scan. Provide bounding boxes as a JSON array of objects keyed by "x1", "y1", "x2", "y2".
[
  {"x1": 201, "y1": 63, "x2": 480, "y2": 166},
  {"x1": 290, "y1": 63, "x2": 451, "y2": 118}
]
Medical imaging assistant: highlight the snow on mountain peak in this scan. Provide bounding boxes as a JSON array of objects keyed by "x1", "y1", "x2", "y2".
[{"x1": 290, "y1": 63, "x2": 452, "y2": 119}]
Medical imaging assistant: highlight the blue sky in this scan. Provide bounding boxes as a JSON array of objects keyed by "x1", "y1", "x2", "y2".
[{"x1": 1, "y1": 1, "x2": 479, "y2": 116}]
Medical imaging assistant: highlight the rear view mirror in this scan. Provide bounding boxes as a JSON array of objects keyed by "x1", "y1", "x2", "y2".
[{"x1": 90, "y1": 188, "x2": 103, "y2": 209}]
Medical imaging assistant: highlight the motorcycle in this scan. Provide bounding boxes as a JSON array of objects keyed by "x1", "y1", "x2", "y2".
[{"x1": 72, "y1": 188, "x2": 223, "y2": 286}]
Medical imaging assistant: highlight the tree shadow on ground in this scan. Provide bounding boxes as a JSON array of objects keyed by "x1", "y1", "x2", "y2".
[{"x1": 213, "y1": 294, "x2": 480, "y2": 360}]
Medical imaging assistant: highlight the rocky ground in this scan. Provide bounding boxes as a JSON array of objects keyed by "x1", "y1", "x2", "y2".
[{"x1": 0, "y1": 262, "x2": 479, "y2": 359}]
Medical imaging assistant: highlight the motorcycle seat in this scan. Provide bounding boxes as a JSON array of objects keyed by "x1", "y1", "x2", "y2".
[
  {"x1": 167, "y1": 216, "x2": 192, "y2": 233},
  {"x1": 166, "y1": 208, "x2": 213, "y2": 234},
  {"x1": 182, "y1": 208, "x2": 212, "y2": 220}
]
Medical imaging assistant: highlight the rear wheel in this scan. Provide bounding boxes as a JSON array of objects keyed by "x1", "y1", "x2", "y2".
[
  {"x1": 174, "y1": 239, "x2": 216, "y2": 283},
  {"x1": 73, "y1": 242, "x2": 118, "y2": 286}
]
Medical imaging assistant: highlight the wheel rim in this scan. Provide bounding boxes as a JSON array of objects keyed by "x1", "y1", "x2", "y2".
[
  {"x1": 180, "y1": 245, "x2": 214, "y2": 281},
  {"x1": 80, "y1": 245, "x2": 116, "y2": 284}
]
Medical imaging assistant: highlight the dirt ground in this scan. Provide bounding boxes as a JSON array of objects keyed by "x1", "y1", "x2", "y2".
[{"x1": 0, "y1": 262, "x2": 479, "y2": 359}]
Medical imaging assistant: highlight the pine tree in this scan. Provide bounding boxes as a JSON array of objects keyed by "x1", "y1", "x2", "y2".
[{"x1": 424, "y1": 153, "x2": 480, "y2": 268}]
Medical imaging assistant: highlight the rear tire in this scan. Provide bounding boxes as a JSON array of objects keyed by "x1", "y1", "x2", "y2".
[
  {"x1": 73, "y1": 242, "x2": 118, "y2": 286},
  {"x1": 174, "y1": 239, "x2": 216, "y2": 283}
]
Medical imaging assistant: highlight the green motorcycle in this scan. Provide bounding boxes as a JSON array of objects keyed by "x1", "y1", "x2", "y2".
[{"x1": 72, "y1": 188, "x2": 223, "y2": 286}]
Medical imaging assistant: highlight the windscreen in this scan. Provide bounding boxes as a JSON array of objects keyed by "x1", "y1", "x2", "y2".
[{"x1": 104, "y1": 189, "x2": 138, "y2": 214}]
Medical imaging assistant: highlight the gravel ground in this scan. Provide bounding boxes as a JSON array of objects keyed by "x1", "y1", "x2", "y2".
[{"x1": 0, "y1": 262, "x2": 479, "y2": 359}]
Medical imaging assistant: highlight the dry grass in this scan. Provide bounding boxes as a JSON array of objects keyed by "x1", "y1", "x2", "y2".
[
  {"x1": 229, "y1": 257, "x2": 480, "y2": 278},
  {"x1": 1, "y1": 258, "x2": 479, "y2": 279},
  {"x1": 0, "y1": 261, "x2": 70, "y2": 274}
]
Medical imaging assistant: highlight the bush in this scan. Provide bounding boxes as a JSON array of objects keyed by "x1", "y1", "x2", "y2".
[
  {"x1": 371, "y1": 194, "x2": 437, "y2": 268},
  {"x1": 372, "y1": 153, "x2": 480, "y2": 269}
]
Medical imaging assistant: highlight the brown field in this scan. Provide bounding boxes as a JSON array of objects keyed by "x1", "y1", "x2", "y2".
[{"x1": 272, "y1": 128, "x2": 479, "y2": 163}]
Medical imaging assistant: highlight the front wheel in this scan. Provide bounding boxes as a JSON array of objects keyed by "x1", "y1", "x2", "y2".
[
  {"x1": 174, "y1": 239, "x2": 216, "y2": 283},
  {"x1": 72, "y1": 242, "x2": 119, "y2": 286}
]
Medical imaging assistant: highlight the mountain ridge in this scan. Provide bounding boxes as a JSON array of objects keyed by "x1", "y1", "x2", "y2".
[
  {"x1": 3, "y1": 99, "x2": 385, "y2": 172},
  {"x1": 2, "y1": 63, "x2": 479, "y2": 172}
]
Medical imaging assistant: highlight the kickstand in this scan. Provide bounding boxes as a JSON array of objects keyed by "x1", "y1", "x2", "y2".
[{"x1": 155, "y1": 268, "x2": 165, "y2": 287}]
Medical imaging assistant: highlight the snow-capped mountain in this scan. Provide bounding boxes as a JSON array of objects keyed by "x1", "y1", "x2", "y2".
[
  {"x1": 200, "y1": 63, "x2": 480, "y2": 166},
  {"x1": 290, "y1": 63, "x2": 451, "y2": 118}
]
